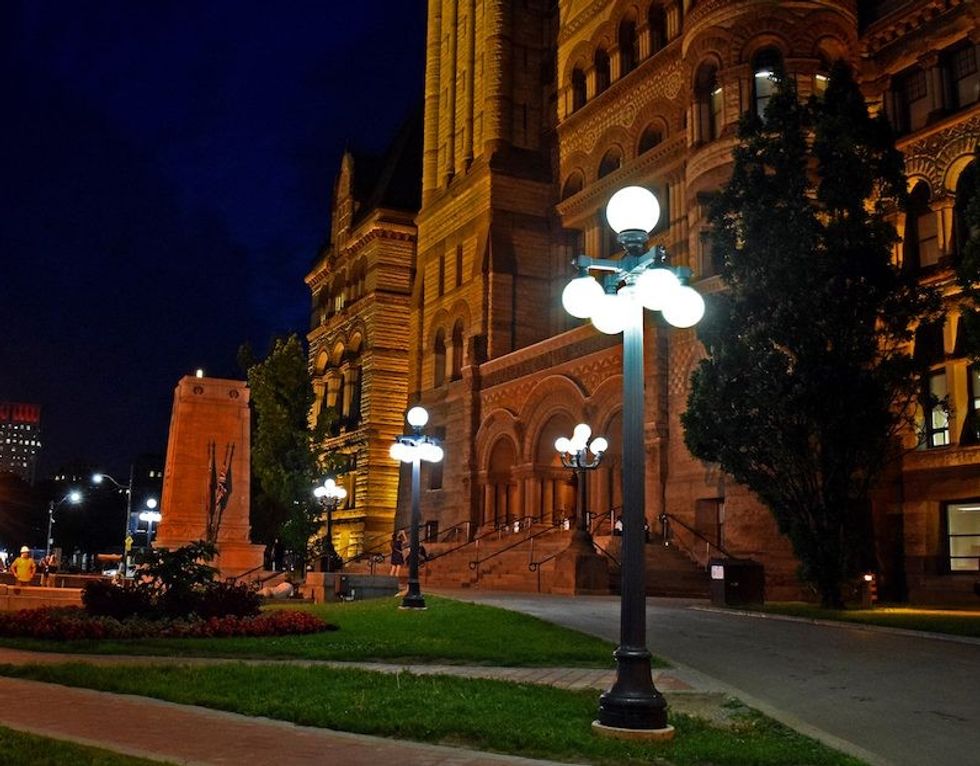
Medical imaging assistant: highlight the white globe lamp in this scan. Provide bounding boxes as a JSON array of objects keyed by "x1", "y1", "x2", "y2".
[
  {"x1": 605, "y1": 186, "x2": 661, "y2": 235},
  {"x1": 554, "y1": 436, "x2": 571, "y2": 454},
  {"x1": 590, "y1": 436, "x2": 608, "y2": 455},
  {"x1": 561, "y1": 275, "x2": 603, "y2": 319},
  {"x1": 662, "y1": 285, "x2": 706, "y2": 329},
  {"x1": 406, "y1": 406, "x2": 429, "y2": 428},
  {"x1": 634, "y1": 267, "x2": 679, "y2": 311},
  {"x1": 590, "y1": 292, "x2": 630, "y2": 335}
]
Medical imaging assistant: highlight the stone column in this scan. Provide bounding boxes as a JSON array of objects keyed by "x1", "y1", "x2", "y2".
[
  {"x1": 463, "y1": 0, "x2": 476, "y2": 169},
  {"x1": 443, "y1": 0, "x2": 458, "y2": 184},
  {"x1": 483, "y1": 0, "x2": 512, "y2": 152},
  {"x1": 934, "y1": 197, "x2": 957, "y2": 258},
  {"x1": 422, "y1": 0, "x2": 442, "y2": 200}
]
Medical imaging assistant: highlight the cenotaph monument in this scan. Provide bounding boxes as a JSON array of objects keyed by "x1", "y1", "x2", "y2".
[{"x1": 155, "y1": 375, "x2": 265, "y2": 577}]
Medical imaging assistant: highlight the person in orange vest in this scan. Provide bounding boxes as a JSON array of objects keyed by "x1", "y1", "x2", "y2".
[{"x1": 9, "y1": 546, "x2": 36, "y2": 585}]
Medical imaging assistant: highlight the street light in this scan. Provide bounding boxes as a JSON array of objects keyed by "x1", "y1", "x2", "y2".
[
  {"x1": 562, "y1": 185, "x2": 704, "y2": 739},
  {"x1": 93, "y1": 469, "x2": 134, "y2": 575},
  {"x1": 47, "y1": 490, "x2": 82, "y2": 559},
  {"x1": 555, "y1": 423, "x2": 607, "y2": 540},
  {"x1": 313, "y1": 478, "x2": 347, "y2": 572},
  {"x1": 138, "y1": 503, "x2": 162, "y2": 547},
  {"x1": 390, "y1": 405, "x2": 443, "y2": 609}
]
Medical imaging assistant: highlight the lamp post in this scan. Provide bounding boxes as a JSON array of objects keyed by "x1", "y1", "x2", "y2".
[
  {"x1": 93, "y1": 469, "x2": 134, "y2": 575},
  {"x1": 47, "y1": 490, "x2": 82, "y2": 559},
  {"x1": 138, "y1": 500, "x2": 161, "y2": 548},
  {"x1": 562, "y1": 185, "x2": 704, "y2": 738},
  {"x1": 390, "y1": 405, "x2": 443, "y2": 610},
  {"x1": 555, "y1": 423, "x2": 608, "y2": 541},
  {"x1": 313, "y1": 478, "x2": 347, "y2": 572}
]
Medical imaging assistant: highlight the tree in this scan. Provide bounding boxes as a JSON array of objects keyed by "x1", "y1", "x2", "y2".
[
  {"x1": 954, "y1": 148, "x2": 980, "y2": 361},
  {"x1": 244, "y1": 335, "x2": 338, "y2": 565},
  {"x1": 682, "y1": 62, "x2": 938, "y2": 608}
]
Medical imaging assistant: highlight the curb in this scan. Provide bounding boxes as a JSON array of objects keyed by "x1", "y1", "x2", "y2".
[{"x1": 689, "y1": 605, "x2": 980, "y2": 646}]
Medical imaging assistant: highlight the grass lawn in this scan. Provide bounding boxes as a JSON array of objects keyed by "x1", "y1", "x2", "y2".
[
  {"x1": 756, "y1": 603, "x2": 980, "y2": 638},
  {"x1": 0, "y1": 724, "x2": 166, "y2": 765},
  {"x1": 0, "y1": 596, "x2": 629, "y2": 667},
  {"x1": 0, "y1": 662, "x2": 864, "y2": 766}
]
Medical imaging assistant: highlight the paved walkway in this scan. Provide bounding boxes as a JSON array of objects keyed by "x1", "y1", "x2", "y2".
[{"x1": 0, "y1": 648, "x2": 706, "y2": 765}]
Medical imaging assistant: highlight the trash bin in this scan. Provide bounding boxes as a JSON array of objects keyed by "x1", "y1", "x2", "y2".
[{"x1": 709, "y1": 558, "x2": 765, "y2": 607}]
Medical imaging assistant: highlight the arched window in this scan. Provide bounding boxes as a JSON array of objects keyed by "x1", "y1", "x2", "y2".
[
  {"x1": 433, "y1": 329, "x2": 446, "y2": 387},
  {"x1": 904, "y1": 182, "x2": 938, "y2": 270},
  {"x1": 451, "y1": 321, "x2": 464, "y2": 381},
  {"x1": 945, "y1": 43, "x2": 979, "y2": 112},
  {"x1": 752, "y1": 48, "x2": 782, "y2": 119},
  {"x1": 571, "y1": 68, "x2": 587, "y2": 111},
  {"x1": 618, "y1": 19, "x2": 638, "y2": 76},
  {"x1": 649, "y1": 5, "x2": 667, "y2": 55},
  {"x1": 598, "y1": 147, "x2": 622, "y2": 179},
  {"x1": 594, "y1": 49, "x2": 610, "y2": 95},
  {"x1": 638, "y1": 125, "x2": 663, "y2": 154},
  {"x1": 561, "y1": 171, "x2": 584, "y2": 200},
  {"x1": 695, "y1": 62, "x2": 723, "y2": 142},
  {"x1": 954, "y1": 160, "x2": 978, "y2": 259}
]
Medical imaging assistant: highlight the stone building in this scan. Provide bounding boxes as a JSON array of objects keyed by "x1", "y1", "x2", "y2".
[{"x1": 309, "y1": 1, "x2": 980, "y2": 602}]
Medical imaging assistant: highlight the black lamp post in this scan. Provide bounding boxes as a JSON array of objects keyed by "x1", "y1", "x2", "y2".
[
  {"x1": 562, "y1": 185, "x2": 704, "y2": 738},
  {"x1": 555, "y1": 423, "x2": 607, "y2": 543},
  {"x1": 46, "y1": 490, "x2": 82, "y2": 559},
  {"x1": 93, "y1": 469, "x2": 134, "y2": 576},
  {"x1": 313, "y1": 478, "x2": 347, "y2": 572},
  {"x1": 390, "y1": 405, "x2": 443, "y2": 610}
]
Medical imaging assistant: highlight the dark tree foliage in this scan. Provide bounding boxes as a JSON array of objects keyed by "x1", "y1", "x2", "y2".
[
  {"x1": 682, "y1": 62, "x2": 939, "y2": 608},
  {"x1": 954, "y1": 148, "x2": 980, "y2": 362},
  {"x1": 244, "y1": 335, "x2": 338, "y2": 565}
]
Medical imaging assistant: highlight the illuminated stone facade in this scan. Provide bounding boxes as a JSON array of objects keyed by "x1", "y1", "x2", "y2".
[{"x1": 312, "y1": 1, "x2": 980, "y2": 601}]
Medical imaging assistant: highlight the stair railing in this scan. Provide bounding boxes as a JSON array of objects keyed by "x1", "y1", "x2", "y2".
[
  {"x1": 425, "y1": 521, "x2": 517, "y2": 564},
  {"x1": 344, "y1": 524, "x2": 413, "y2": 572},
  {"x1": 468, "y1": 524, "x2": 560, "y2": 582},
  {"x1": 659, "y1": 511, "x2": 735, "y2": 569}
]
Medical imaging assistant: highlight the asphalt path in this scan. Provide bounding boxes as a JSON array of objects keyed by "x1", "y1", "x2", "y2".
[{"x1": 433, "y1": 591, "x2": 980, "y2": 766}]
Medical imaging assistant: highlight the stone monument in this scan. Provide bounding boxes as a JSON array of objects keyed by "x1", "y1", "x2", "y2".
[{"x1": 156, "y1": 375, "x2": 264, "y2": 577}]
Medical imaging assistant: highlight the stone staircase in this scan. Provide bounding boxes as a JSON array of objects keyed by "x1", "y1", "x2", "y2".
[{"x1": 596, "y1": 535, "x2": 710, "y2": 598}]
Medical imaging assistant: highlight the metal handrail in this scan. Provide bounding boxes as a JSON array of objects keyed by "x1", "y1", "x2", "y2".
[
  {"x1": 427, "y1": 517, "x2": 534, "y2": 563},
  {"x1": 433, "y1": 520, "x2": 472, "y2": 544},
  {"x1": 468, "y1": 523, "x2": 559, "y2": 580},
  {"x1": 588, "y1": 506, "x2": 622, "y2": 536},
  {"x1": 344, "y1": 523, "x2": 413, "y2": 567},
  {"x1": 659, "y1": 511, "x2": 735, "y2": 563}
]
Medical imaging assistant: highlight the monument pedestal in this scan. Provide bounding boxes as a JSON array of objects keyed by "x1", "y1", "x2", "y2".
[{"x1": 550, "y1": 530, "x2": 610, "y2": 595}]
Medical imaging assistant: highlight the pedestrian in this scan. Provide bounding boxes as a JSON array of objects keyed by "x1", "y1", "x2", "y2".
[
  {"x1": 10, "y1": 546, "x2": 36, "y2": 586},
  {"x1": 389, "y1": 531, "x2": 405, "y2": 577},
  {"x1": 40, "y1": 553, "x2": 58, "y2": 587}
]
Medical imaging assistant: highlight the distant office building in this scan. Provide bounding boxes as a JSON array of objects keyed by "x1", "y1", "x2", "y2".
[{"x1": 0, "y1": 402, "x2": 42, "y2": 485}]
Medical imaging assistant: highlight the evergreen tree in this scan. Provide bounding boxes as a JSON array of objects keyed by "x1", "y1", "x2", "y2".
[
  {"x1": 682, "y1": 62, "x2": 938, "y2": 608},
  {"x1": 954, "y1": 148, "x2": 980, "y2": 361},
  {"x1": 245, "y1": 335, "x2": 334, "y2": 564}
]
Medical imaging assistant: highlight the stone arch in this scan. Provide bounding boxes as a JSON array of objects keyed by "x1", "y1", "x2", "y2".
[
  {"x1": 637, "y1": 118, "x2": 668, "y2": 154},
  {"x1": 944, "y1": 148, "x2": 980, "y2": 194},
  {"x1": 313, "y1": 349, "x2": 329, "y2": 376},
  {"x1": 520, "y1": 375, "x2": 588, "y2": 462},
  {"x1": 598, "y1": 145, "x2": 625, "y2": 178},
  {"x1": 530, "y1": 411, "x2": 579, "y2": 525},
  {"x1": 330, "y1": 341, "x2": 346, "y2": 367},
  {"x1": 484, "y1": 434, "x2": 520, "y2": 526},
  {"x1": 561, "y1": 41, "x2": 594, "y2": 87},
  {"x1": 689, "y1": 51, "x2": 724, "y2": 92},
  {"x1": 904, "y1": 154, "x2": 942, "y2": 194},
  {"x1": 562, "y1": 169, "x2": 586, "y2": 200},
  {"x1": 475, "y1": 408, "x2": 521, "y2": 470},
  {"x1": 682, "y1": 28, "x2": 733, "y2": 71}
]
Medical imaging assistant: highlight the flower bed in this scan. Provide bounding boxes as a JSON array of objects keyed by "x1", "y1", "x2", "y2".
[{"x1": 0, "y1": 606, "x2": 335, "y2": 641}]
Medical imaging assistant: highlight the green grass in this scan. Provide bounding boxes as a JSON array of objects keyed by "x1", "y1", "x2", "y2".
[
  {"x1": 0, "y1": 662, "x2": 864, "y2": 766},
  {"x1": 756, "y1": 602, "x2": 980, "y2": 638},
  {"x1": 0, "y1": 596, "x2": 630, "y2": 667},
  {"x1": 0, "y1": 724, "x2": 166, "y2": 765}
]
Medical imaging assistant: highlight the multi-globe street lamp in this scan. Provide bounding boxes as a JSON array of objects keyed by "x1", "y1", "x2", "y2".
[
  {"x1": 562, "y1": 185, "x2": 704, "y2": 738},
  {"x1": 555, "y1": 423, "x2": 607, "y2": 540},
  {"x1": 313, "y1": 478, "x2": 348, "y2": 572},
  {"x1": 138, "y1": 498, "x2": 160, "y2": 547},
  {"x1": 389, "y1": 405, "x2": 443, "y2": 610},
  {"x1": 46, "y1": 490, "x2": 82, "y2": 559}
]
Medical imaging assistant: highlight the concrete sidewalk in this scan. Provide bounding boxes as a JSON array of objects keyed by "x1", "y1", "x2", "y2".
[
  {"x1": 0, "y1": 648, "x2": 712, "y2": 765},
  {"x1": 0, "y1": 675, "x2": 579, "y2": 766}
]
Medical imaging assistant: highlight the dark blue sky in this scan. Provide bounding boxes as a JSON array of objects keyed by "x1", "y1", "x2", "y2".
[{"x1": 0, "y1": 2, "x2": 427, "y2": 476}]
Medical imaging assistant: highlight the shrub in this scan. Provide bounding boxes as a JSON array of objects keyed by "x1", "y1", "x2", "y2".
[
  {"x1": 82, "y1": 580, "x2": 154, "y2": 620},
  {"x1": 195, "y1": 582, "x2": 262, "y2": 619},
  {"x1": 0, "y1": 606, "x2": 334, "y2": 641}
]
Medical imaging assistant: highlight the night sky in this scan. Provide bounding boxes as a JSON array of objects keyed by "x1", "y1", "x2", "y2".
[{"x1": 1, "y1": 2, "x2": 427, "y2": 477}]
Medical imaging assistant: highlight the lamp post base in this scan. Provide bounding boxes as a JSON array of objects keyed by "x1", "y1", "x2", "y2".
[
  {"x1": 596, "y1": 646, "x2": 669, "y2": 731},
  {"x1": 399, "y1": 592, "x2": 426, "y2": 610},
  {"x1": 592, "y1": 721, "x2": 675, "y2": 741}
]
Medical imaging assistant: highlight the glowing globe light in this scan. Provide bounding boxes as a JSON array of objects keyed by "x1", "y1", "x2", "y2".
[
  {"x1": 590, "y1": 436, "x2": 608, "y2": 455},
  {"x1": 406, "y1": 406, "x2": 429, "y2": 428},
  {"x1": 390, "y1": 442, "x2": 410, "y2": 462},
  {"x1": 68, "y1": 491, "x2": 82, "y2": 504},
  {"x1": 554, "y1": 436, "x2": 571, "y2": 454},
  {"x1": 590, "y1": 292, "x2": 630, "y2": 335},
  {"x1": 423, "y1": 443, "x2": 445, "y2": 463},
  {"x1": 92, "y1": 473, "x2": 104, "y2": 485},
  {"x1": 334, "y1": 486, "x2": 348, "y2": 500},
  {"x1": 561, "y1": 275, "x2": 604, "y2": 319},
  {"x1": 313, "y1": 486, "x2": 327, "y2": 498},
  {"x1": 634, "y1": 266, "x2": 679, "y2": 311},
  {"x1": 605, "y1": 186, "x2": 661, "y2": 235},
  {"x1": 145, "y1": 498, "x2": 158, "y2": 509},
  {"x1": 573, "y1": 423, "x2": 592, "y2": 443},
  {"x1": 661, "y1": 285, "x2": 706, "y2": 328}
]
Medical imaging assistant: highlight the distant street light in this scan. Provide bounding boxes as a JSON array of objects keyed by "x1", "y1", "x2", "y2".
[
  {"x1": 555, "y1": 423, "x2": 607, "y2": 540},
  {"x1": 47, "y1": 490, "x2": 82, "y2": 559},
  {"x1": 313, "y1": 478, "x2": 347, "y2": 572},
  {"x1": 562, "y1": 185, "x2": 704, "y2": 738},
  {"x1": 93, "y1": 469, "x2": 135, "y2": 576},
  {"x1": 138, "y1": 504, "x2": 162, "y2": 546},
  {"x1": 390, "y1": 406, "x2": 443, "y2": 609}
]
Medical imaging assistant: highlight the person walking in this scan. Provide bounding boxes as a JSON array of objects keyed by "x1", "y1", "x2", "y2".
[
  {"x1": 388, "y1": 531, "x2": 406, "y2": 578},
  {"x1": 10, "y1": 547, "x2": 36, "y2": 586}
]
